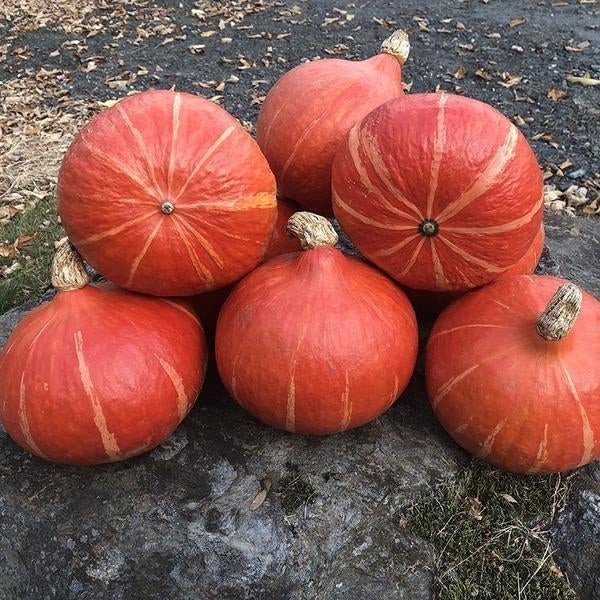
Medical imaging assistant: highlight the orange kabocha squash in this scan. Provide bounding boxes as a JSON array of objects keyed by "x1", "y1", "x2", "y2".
[
  {"x1": 426, "y1": 275, "x2": 600, "y2": 473},
  {"x1": 216, "y1": 213, "x2": 418, "y2": 434},
  {"x1": 58, "y1": 90, "x2": 277, "y2": 296},
  {"x1": 257, "y1": 31, "x2": 409, "y2": 216},
  {"x1": 333, "y1": 93, "x2": 543, "y2": 291},
  {"x1": 0, "y1": 243, "x2": 207, "y2": 465}
]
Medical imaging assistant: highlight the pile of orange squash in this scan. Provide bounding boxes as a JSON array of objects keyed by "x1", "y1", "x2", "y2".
[{"x1": 0, "y1": 30, "x2": 598, "y2": 474}]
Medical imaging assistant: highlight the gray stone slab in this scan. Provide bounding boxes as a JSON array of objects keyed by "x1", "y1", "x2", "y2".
[{"x1": 0, "y1": 213, "x2": 598, "y2": 599}]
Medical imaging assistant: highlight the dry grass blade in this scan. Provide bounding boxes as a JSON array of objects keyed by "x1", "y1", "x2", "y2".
[{"x1": 407, "y1": 464, "x2": 576, "y2": 599}]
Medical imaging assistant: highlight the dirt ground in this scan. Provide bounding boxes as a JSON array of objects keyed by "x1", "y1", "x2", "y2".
[{"x1": 1, "y1": 0, "x2": 599, "y2": 208}]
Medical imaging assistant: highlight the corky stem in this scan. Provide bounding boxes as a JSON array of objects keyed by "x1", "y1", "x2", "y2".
[
  {"x1": 536, "y1": 283, "x2": 583, "y2": 340},
  {"x1": 379, "y1": 29, "x2": 410, "y2": 65},
  {"x1": 287, "y1": 212, "x2": 339, "y2": 250},
  {"x1": 51, "y1": 239, "x2": 90, "y2": 291}
]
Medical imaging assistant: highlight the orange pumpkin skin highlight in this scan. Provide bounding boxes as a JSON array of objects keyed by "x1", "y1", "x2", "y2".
[
  {"x1": 407, "y1": 224, "x2": 545, "y2": 314},
  {"x1": 500, "y1": 224, "x2": 545, "y2": 278},
  {"x1": 332, "y1": 93, "x2": 544, "y2": 291},
  {"x1": 215, "y1": 246, "x2": 418, "y2": 435},
  {"x1": 256, "y1": 33, "x2": 408, "y2": 217},
  {"x1": 425, "y1": 275, "x2": 600, "y2": 473},
  {"x1": 58, "y1": 89, "x2": 277, "y2": 296},
  {"x1": 0, "y1": 284, "x2": 207, "y2": 465}
]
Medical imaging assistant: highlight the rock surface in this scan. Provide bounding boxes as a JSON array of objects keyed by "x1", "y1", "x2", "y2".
[
  {"x1": 553, "y1": 469, "x2": 600, "y2": 600},
  {"x1": 0, "y1": 213, "x2": 598, "y2": 600}
]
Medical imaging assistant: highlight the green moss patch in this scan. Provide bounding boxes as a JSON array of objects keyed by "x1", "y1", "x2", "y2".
[{"x1": 407, "y1": 462, "x2": 576, "y2": 600}]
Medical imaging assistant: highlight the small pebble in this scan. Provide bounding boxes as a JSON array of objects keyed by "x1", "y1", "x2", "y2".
[{"x1": 567, "y1": 167, "x2": 587, "y2": 179}]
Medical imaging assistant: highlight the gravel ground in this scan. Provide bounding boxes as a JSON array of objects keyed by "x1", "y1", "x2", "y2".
[{"x1": 1, "y1": 0, "x2": 599, "y2": 213}]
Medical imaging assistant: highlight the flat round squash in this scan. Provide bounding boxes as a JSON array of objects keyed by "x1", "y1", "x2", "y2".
[
  {"x1": 58, "y1": 90, "x2": 277, "y2": 296},
  {"x1": 332, "y1": 93, "x2": 544, "y2": 291}
]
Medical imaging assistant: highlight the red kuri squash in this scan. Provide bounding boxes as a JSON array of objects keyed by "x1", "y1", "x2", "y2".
[
  {"x1": 58, "y1": 89, "x2": 277, "y2": 296},
  {"x1": 332, "y1": 93, "x2": 544, "y2": 291},
  {"x1": 256, "y1": 30, "x2": 410, "y2": 216},
  {"x1": 0, "y1": 242, "x2": 207, "y2": 465},
  {"x1": 406, "y1": 224, "x2": 545, "y2": 314},
  {"x1": 215, "y1": 212, "x2": 418, "y2": 435},
  {"x1": 426, "y1": 275, "x2": 600, "y2": 473}
]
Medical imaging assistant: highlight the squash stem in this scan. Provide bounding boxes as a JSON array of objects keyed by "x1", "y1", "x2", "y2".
[
  {"x1": 51, "y1": 240, "x2": 90, "y2": 291},
  {"x1": 286, "y1": 212, "x2": 339, "y2": 250},
  {"x1": 536, "y1": 283, "x2": 582, "y2": 340},
  {"x1": 379, "y1": 30, "x2": 410, "y2": 65}
]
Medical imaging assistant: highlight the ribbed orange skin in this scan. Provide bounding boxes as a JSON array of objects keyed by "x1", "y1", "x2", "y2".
[
  {"x1": 426, "y1": 275, "x2": 600, "y2": 473},
  {"x1": 0, "y1": 284, "x2": 207, "y2": 465},
  {"x1": 215, "y1": 248, "x2": 418, "y2": 435},
  {"x1": 263, "y1": 197, "x2": 303, "y2": 260},
  {"x1": 256, "y1": 53, "x2": 405, "y2": 216},
  {"x1": 407, "y1": 225, "x2": 545, "y2": 314},
  {"x1": 58, "y1": 90, "x2": 277, "y2": 296},
  {"x1": 332, "y1": 93, "x2": 544, "y2": 291}
]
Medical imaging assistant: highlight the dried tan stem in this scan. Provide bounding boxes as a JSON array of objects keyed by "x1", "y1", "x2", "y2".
[
  {"x1": 51, "y1": 239, "x2": 89, "y2": 291},
  {"x1": 379, "y1": 29, "x2": 410, "y2": 65},
  {"x1": 286, "y1": 212, "x2": 339, "y2": 250},
  {"x1": 536, "y1": 283, "x2": 583, "y2": 340}
]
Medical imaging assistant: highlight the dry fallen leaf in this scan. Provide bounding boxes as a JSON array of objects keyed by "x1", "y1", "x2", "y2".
[
  {"x1": 509, "y1": 17, "x2": 526, "y2": 27},
  {"x1": 532, "y1": 132, "x2": 560, "y2": 149},
  {"x1": 565, "y1": 40, "x2": 590, "y2": 52},
  {"x1": 500, "y1": 493, "x2": 518, "y2": 504},
  {"x1": 107, "y1": 80, "x2": 127, "y2": 90},
  {"x1": 564, "y1": 185, "x2": 589, "y2": 207},
  {"x1": 0, "y1": 233, "x2": 35, "y2": 258},
  {"x1": 559, "y1": 160, "x2": 574, "y2": 170},
  {"x1": 0, "y1": 245, "x2": 17, "y2": 258},
  {"x1": 499, "y1": 73, "x2": 523, "y2": 88},
  {"x1": 453, "y1": 66, "x2": 467, "y2": 79},
  {"x1": 553, "y1": 201, "x2": 571, "y2": 214},
  {"x1": 188, "y1": 44, "x2": 206, "y2": 55},
  {"x1": 582, "y1": 200, "x2": 600, "y2": 215},
  {"x1": 547, "y1": 88, "x2": 569, "y2": 100},
  {"x1": 475, "y1": 68, "x2": 492, "y2": 81},
  {"x1": 467, "y1": 497, "x2": 483, "y2": 520},
  {"x1": 15, "y1": 233, "x2": 36, "y2": 248},
  {"x1": 250, "y1": 478, "x2": 272, "y2": 511},
  {"x1": 99, "y1": 98, "x2": 119, "y2": 108},
  {"x1": 514, "y1": 115, "x2": 527, "y2": 126},
  {"x1": 0, "y1": 205, "x2": 20, "y2": 223},
  {"x1": 544, "y1": 186, "x2": 564, "y2": 203}
]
